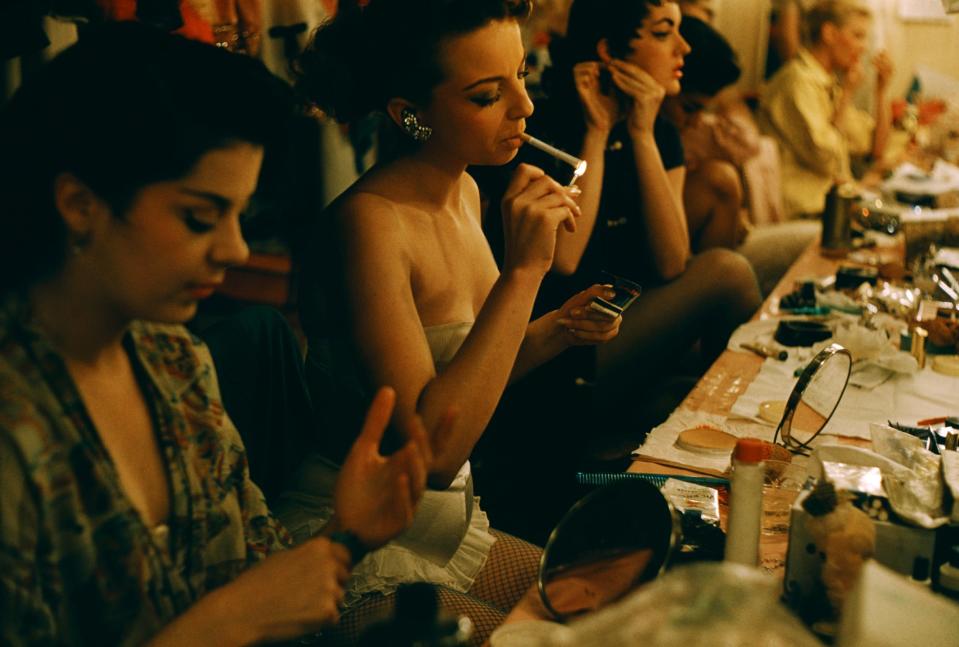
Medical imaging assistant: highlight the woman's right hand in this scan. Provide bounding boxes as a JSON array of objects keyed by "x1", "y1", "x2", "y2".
[
  {"x1": 500, "y1": 163, "x2": 581, "y2": 276},
  {"x1": 225, "y1": 535, "x2": 352, "y2": 641},
  {"x1": 573, "y1": 61, "x2": 619, "y2": 134},
  {"x1": 607, "y1": 58, "x2": 665, "y2": 136}
]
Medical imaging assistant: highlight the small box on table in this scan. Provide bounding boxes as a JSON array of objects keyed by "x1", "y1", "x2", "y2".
[{"x1": 901, "y1": 208, "x2": 959, "y2": 263}]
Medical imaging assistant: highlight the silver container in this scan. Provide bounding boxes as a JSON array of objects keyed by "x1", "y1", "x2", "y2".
[{"x1": 821, "y1": 183, "x2": 859, "y2": 251}]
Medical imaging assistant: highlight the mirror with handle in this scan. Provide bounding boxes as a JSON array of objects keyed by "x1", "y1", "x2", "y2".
[{"x1": 774, "y1": 343, "x2": 852, "y2": 454}]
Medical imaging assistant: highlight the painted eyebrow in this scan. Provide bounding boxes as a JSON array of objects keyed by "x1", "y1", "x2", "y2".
[
  {"x1": 462, "y1": 76, "x2": 503, "y2": 91},
  {"x1": 650, "y1": 18, "x2": 676, "y2": 27},
  {"x1": 461, "y1": 55, "x2": 528, "y2": 91},
  {"x1": 178, "y1": 188, "x2": 233, "y2": 212}
]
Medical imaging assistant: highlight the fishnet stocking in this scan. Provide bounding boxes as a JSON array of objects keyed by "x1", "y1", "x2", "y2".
[
  {"x1": 317, "y1": 530, "x2": 542, "y2": 645},
  {"x1": 467, "y1": 529, "x2": 541, "y2": 613}
]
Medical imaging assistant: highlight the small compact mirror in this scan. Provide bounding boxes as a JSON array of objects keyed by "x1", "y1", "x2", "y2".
[
  {"x1": 537, "y1": 479, "x2": 680, "y2": 620},
  {"x1": 774, "y1": 343, "x2": 852, "y2": 453}
]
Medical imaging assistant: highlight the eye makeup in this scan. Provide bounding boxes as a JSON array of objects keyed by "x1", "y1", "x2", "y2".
[
  {"x1": 467, "y1": 65, "x2": 530, "y2": 108},
  {"x1": 181, "y1": 208, "x2": 217, "y2": 233}
]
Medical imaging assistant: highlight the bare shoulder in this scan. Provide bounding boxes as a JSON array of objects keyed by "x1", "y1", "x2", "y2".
[
  {"x1": 332, "y1": 184, "x2": 407, "y2": 244},
  {"x1": 334, "y1": 185, "x2": 401, "y2": 229},
  {"x1": 331, "y1": 184, "x2": 412, "y2": 273},
  {"x1": 461, "y1": 171, "x2": 481, "y2": 200}
]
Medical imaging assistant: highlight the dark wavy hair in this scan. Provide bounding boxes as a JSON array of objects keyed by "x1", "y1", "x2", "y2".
[
  {"x1": 552, "y1": 0, "x2": 666, "y2": 69},
  {"x1": 679, "y1": 16, "x2": 740, "y2": 97},
  {"x1": 0, "y1": 21, "x2": 295, "y2": 295},
  {"x1": 294, "y1": 0, "x2": 532, "y2": 123},
  {"x1": 543, "y1": 0, "x2": 668, "y2": 145}
]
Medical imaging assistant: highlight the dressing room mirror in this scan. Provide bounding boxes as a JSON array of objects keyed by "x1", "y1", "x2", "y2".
[
  {"x1": 537, "y1": 478, "x2": 680, "y2": 621},
  {"x1": 774, "y1": 343, "x2": 852, "y2": 453}
]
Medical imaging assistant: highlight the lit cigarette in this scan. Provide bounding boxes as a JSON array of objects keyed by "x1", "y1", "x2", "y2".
[{"x1": 520, "y1": 133, "x2": 588, "y2": 183}]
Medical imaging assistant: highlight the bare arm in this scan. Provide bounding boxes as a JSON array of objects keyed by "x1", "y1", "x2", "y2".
[
  {"x1": 552, "y1": 62, "x2": 618, "y2": 276},
  {"x1": 630, "y1": 136, "x2": 690, "y2": 280},
  {"x1": 610, "y1": 59, "x2": 690, "y2": 279},
  {"x1": 551, "y1": 129, "x2": 609, "y2": 275},
  {"x1": 340, "y1": 167, "x2": 575, "y2": 488},
  {"x1": 871, "y1": 51, "x2": 893, "y2": 162},
  {"x1": 146, "y1": 537, "x2": 352, "y2": 646},
  {"x1": 510, "y1": 284, "x2": 622, "y2": 380}
]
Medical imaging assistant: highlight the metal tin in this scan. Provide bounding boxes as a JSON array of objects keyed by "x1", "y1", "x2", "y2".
[
  {"x1": 945, "y1": 432, "x2": 959, "y2": 451},
  {"x1": 821, "y1": 183, "x2": 859, "y2": 251}
]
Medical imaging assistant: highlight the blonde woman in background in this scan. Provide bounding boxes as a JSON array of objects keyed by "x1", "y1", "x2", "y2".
[{"x1": 758, "y1": 0, "x2": 892, "y2": 219}]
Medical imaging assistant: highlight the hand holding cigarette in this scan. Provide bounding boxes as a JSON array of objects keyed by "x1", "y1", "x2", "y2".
[{"x1": 500, "y1": 164, "x2": 583, "y2": 274}]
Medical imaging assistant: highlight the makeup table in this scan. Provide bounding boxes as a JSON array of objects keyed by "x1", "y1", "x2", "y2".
[
  {"x1": 629, "y1": 237, "x2": 886, "y2": 468},
  {"x1": 627, "y1": 235, "x2": 907, "y2": 572}
]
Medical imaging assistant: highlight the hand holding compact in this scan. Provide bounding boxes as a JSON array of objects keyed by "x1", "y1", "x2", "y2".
[{"x1": 556, "y1": 284, "x2": 623, "y2": 346}]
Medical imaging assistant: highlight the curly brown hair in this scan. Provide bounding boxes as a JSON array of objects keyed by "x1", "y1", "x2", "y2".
[{"x1": 295, "y1": 0, "x2": 532, "y2": 123}]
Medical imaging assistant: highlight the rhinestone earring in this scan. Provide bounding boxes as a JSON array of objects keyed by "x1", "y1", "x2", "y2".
[{"x1": 400, "y1": 108, "x2": 433, "y2": 142}]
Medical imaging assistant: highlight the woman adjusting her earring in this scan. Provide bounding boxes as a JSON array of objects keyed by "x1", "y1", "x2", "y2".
[{"x1": 472, "y1": 0, "x2": 760, "y2": 503}]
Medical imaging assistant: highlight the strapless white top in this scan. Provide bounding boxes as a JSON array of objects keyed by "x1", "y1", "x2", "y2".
[{"x1": 423, "y1": 321, "x2": 472, "y2": 372}]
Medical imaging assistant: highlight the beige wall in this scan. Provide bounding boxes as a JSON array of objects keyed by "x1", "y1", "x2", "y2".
[
  {"x1": 714, "y1": 0, "x2": 959, "y2": 98},
  {"x1": 713, "y1": 0, "x2": 771, "y2": 93}
]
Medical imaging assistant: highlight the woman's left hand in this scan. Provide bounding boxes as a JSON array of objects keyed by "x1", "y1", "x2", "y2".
[
  {"x1": 873, "y1": 50, "x2": 893, "y2": 93},
  {"x1": 555, "y1": 284, "x2": 623, "y2": 346},
  {"x1": 332, "y1": 387, "x2": 453, "y2": 550}
]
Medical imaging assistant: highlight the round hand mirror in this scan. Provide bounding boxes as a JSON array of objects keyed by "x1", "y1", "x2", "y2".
[
  {"x1": 537, "y1": 478, "x2": 680, "y2": 620},
  {"x1": 773, "y1": 343, "x2": 852, "y2": 453}
]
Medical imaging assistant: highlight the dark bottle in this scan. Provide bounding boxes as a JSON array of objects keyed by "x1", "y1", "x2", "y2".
[{"x1": 359, "y1": 583, "x2": 473, "y2": 646}]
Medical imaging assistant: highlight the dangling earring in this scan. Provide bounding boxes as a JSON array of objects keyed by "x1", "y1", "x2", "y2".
[{"x1": 400, "y1": 108, "x2": 433, "y2": 142}]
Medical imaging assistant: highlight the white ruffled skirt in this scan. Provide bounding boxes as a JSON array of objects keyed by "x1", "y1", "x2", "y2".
[{"x1": 274, "y1": 455, "x2": 495, "y2": 607}]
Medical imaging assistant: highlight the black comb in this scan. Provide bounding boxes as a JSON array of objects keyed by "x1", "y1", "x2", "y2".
[{"x1": 576, "y1": 472, "x2": 729, "y2": 488}]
